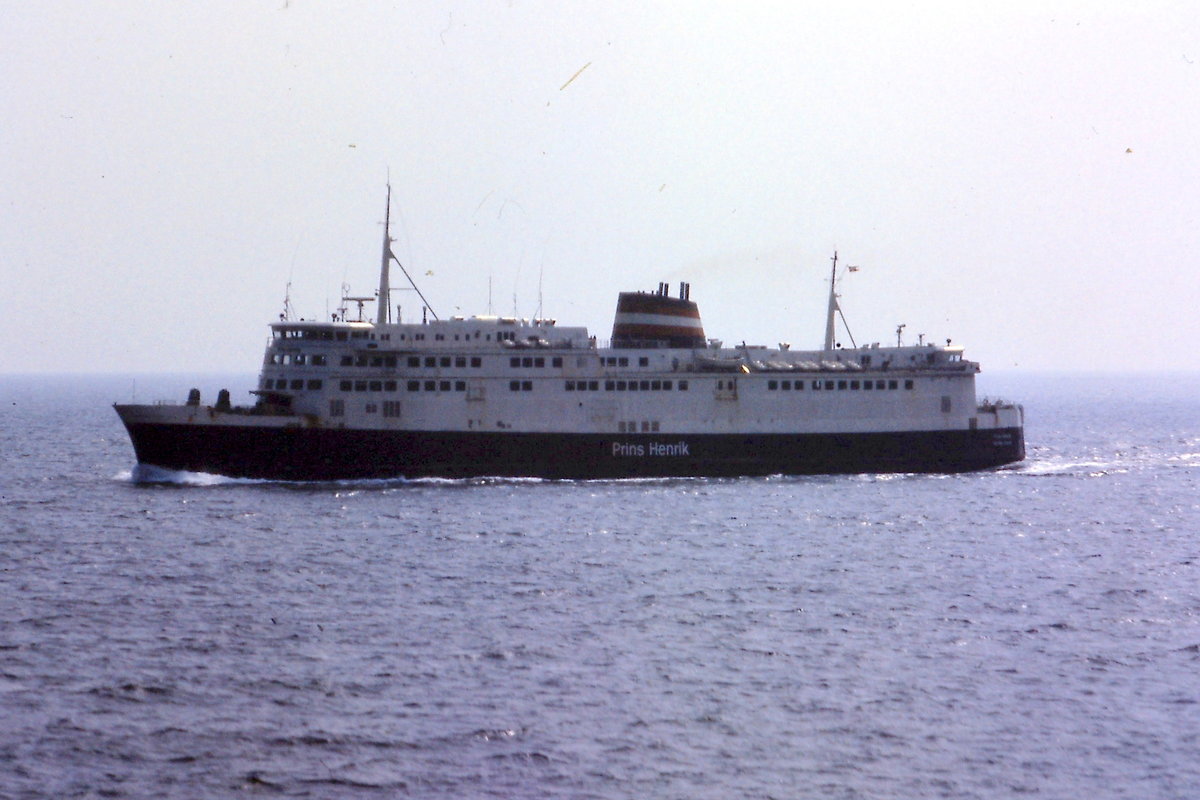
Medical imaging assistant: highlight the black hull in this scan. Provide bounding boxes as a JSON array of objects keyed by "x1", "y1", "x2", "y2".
[{"x1": 119, "y1": 421, "x2": 1025, "y2": 481}]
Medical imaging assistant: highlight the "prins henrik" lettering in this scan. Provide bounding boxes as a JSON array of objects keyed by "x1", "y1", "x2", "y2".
[{"x1": 612, "y1": 441, "x2": 690, "y2": 457}]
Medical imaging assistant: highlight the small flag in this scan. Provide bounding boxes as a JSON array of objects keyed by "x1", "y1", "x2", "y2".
[{"x1": 847, "y1": 266, "x2": 860, "y2": 273}]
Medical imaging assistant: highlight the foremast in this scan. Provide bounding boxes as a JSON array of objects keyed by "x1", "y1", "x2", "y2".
[
  {"x1": 377, "y1": 185, "x2": 392, "y2": 325},
  {"x1": 823, "y1": 251, "x2": 839, "y2": 351},
  {"x1": 376, "y1": 184, "x2": 438, "y2": 324}
]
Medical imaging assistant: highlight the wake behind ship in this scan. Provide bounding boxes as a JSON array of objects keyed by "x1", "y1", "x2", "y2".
[{"x1": 115, "y1": 193, "x2": 1024, "y2": 481}]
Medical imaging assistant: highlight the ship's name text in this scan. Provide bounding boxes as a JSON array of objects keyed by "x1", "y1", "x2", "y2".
[{"x1": 612, "y1": 441, "x2": 690, "y2": 457}]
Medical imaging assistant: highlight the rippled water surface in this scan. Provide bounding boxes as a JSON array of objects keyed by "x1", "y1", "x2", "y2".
[{"x1": 2, "y1": 373, "x2": 1199, "y2": 799}]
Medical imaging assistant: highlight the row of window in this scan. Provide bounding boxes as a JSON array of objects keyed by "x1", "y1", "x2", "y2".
[
  {"x1": 274, "y1": 328, "x2": 368, "y2": 341},
  {"x1": 273, "y1": 353, "x2": 491, "y2": 369},
  {"x1": 511, "y1": 379, "x2": 693, "y2": 393},
  {"x1": 768, "y1": 378, "x2": 915, "y2": 391},
  {"x1": 277, "y1": 326, "x2": 523, "y2": 344},
  {"x1": 571, "y1": 379, "x2": 691, "y2": 392},
  {"x1": 330, "y1": 403, "x2": 667, "y2": 430},
  {"x1": 270, "y1": 353, "x2": 328, "y2": 366},
  {"x1": 384, "y1": 330, "x2": 520, "y2": 343},
  {"x1": 339, "y1": 354, "x2": 572, "y2": 369},
  {"x1": 603, "y1": 356, "x2": 653, "y2": 367},
  {"x1": 336, "y1": 379, "x2": 470, "y2": 393},
  {"x1": 267, "y1": 376, "x2": 918, "y2": 395},
  {"x1": 264, "y1": 379, "x2": 323, "y2": 391},
  {"x1": 275, "y1": 352, "x2": 662, "y2": 371},
  {"x1": 509, "y1": 356, "x2": 564, "y2": 368},
  {"x1": 411, "y1": 355, "x2": 485, "y2": 368}
]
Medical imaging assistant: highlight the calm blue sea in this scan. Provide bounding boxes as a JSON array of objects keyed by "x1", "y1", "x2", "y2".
[{"x1": 2, "y1": 372, "x2": 1199, "y2": 799}]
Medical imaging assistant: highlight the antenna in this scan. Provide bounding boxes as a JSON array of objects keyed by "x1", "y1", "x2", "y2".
[
  {"x1": 282, "y1": 280, "x2": 295, "y2": 321},
  {"x1": 336, "y1": 281, "x2": 351, "y2": 321},
  {"x1": 536, "y1": 264, "x2": 544, "y2": 322}
]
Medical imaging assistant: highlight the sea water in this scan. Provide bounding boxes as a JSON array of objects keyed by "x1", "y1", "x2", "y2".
[{"x1": 1, "y1": 372, "x2": 1198, "y2": 799}]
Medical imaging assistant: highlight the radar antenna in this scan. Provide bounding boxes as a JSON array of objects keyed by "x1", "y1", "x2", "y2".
[{"x1": 344, "y1": 295, "x2": 376, "y2": 322}]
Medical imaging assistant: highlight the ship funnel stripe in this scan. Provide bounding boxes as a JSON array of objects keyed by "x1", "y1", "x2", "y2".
[
  {"x1": 614, "y1": 324, "x2": 708, "y2": 341},
  {"x1": 612, "y1": 312, "x2": 704, "y2": 330},
  {"x1": 616, "y1": 294, "x2": 702, "y2": 317}
]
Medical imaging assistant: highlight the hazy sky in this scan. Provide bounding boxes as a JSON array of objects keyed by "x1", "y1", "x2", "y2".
[{"x1": 4, "y1": 1, "x2": 1198, "y2": 374}]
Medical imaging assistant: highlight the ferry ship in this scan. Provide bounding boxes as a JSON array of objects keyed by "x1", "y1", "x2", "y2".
[{"x1": 115, "y1": 192, "x2": 1025, "y2": 480}]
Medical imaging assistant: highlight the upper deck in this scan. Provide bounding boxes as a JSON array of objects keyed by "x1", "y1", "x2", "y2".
[
  {"x1": 267, "y1": 316, "x2": 977, "y2": 378},
  {"x1": 271, "y1": 315, "x2": 593, "y2": 352}
]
